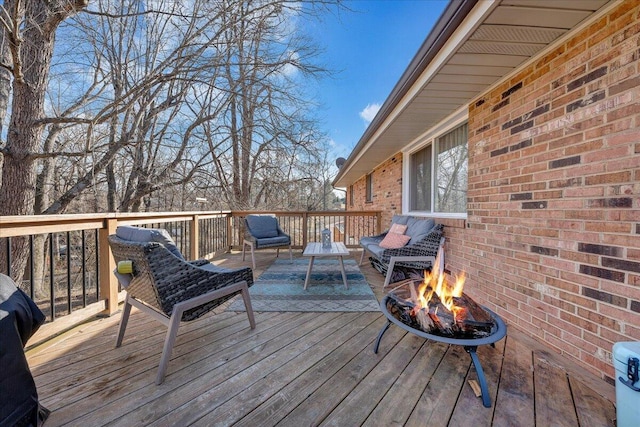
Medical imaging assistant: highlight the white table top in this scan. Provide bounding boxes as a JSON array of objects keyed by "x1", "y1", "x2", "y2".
[{"x1": 303, "y1": 242, "x2": 349, "y2": 257}]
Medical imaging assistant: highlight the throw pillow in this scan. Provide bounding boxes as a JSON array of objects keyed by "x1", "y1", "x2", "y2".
[
  {"x1": 115, "y1": 225, "x2": 184, "y2": 260},
  {"x1": 379, "y1": 232, "x2": 411, "y2": 249},
  {"x1": 389, "y1": 223, "x2": 408, "y2": 235}
]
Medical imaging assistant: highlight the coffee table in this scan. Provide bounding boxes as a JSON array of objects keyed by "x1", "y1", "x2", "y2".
[{"x1": 302, "y1": 242, "x2": 350, "y2": 290}]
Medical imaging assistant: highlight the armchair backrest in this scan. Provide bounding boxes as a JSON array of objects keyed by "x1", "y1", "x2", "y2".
[
  {"x1": 108, "y1": 234, "x2": 167, "y2": 313},
  {"x1": 115, "y1": 225, "x2": 184, "y2": 259},
  {"x1": 244, "y1": 215, "x2": 282, "y2": 240}
]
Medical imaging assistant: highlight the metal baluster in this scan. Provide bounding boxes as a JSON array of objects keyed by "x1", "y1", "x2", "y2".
[
  {"x1": 82, "y1": 230, "x2": 87, "y2": 307},
  {"x1": 29, "y1": 236, "x2": 35, "y2": 300},
  {"x1": 49, "y1": 234, "x2": 55, "y2": 321},
  {"x1": 67, "y1": 231, "x2": 72, "y2": 314}
]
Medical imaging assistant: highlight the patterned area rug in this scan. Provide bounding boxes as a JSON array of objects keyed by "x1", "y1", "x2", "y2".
[{"x1": 226, "y1": 258, "x2": 380, "y2": 312}]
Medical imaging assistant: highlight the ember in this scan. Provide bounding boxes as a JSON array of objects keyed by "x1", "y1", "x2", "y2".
[{"x1": 386, "y1": 254, "x2": 497, "y2": 339}]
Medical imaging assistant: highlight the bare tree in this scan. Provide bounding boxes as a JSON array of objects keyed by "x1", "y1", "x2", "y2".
[
  {"x1": 0, "y1": 0, "x2": 89, "y2": 281},
  {"x1": 196, "y1": 0, "x2": 332, "y2": 210},
  {"x1": 0, "y1": 0, "x2": 343, "y2": 284}
]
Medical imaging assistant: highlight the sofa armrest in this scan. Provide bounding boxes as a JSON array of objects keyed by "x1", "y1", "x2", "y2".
[{"x1": 384, "y1": 255, "x2": 436, "y2": 287}]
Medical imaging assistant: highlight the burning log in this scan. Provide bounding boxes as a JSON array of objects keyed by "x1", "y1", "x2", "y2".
[{"x1": 386, "y1": 279, "x2": 497, "y2": 339}]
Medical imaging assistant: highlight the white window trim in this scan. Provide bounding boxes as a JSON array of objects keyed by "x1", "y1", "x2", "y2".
[{"x1": 402, "y1": 109, "x2": 469, "y2": 219}]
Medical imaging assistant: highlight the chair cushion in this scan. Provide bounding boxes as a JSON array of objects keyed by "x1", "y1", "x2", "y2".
[
  {"x1": 254, "y1": 235, "x2": 290, "y2": 249},
  {"x1": 367, "y1": 243, "x2": 386, "y2": 258},
  {"x1": 360, "y1": 235, "x2": 384, "y2": 249},
  {"x1": 406, "y1": 218, "x2": 435, "y2": 245},
  {"x1": 115, "y1": 225, "x2": 184, "y2": 260},
  {"x1": 409, "y1": 224, "x2": 442, "y2": 245},
  {"x1": 198, "y1": 263, "x2": 232, "y2": 273},
  {"x1": 391, "y1": 215, "x2": 410, "y2": 226},
  {"x1": 379, "y1": 232, "x2": 411, "y2": 249},
  {"x1": 246, "y1": 215, "x2": 279, "y2": 238}
]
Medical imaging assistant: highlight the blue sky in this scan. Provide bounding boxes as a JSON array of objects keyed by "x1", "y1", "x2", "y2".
[{"x1": 304, "y1": 1, "x2": 448, "y2": 160}]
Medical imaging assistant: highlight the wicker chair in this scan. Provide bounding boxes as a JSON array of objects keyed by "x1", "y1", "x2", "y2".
[
  {"x1": 242, "y1": 215, "x2": 292, "y2": 269},
  {"x1": 108, "y1": 230, "x2": 255, "y2": 384}
]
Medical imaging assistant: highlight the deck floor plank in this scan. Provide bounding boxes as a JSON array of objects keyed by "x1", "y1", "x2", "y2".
[
  {"x1": 534, "y1": 350, "x2": 579, "y2": 427},
  {"x1": 447, "y1": 337, "x2": 506, "y2": 426},
  {"x1": 492, "y1": 335, "x2": 536, "y2": 427},
  {"x1": 320, "y1": 332, "x2": 427, "y2": 426},
  {"x1": 233, "y1": 315, "x2": 386, "y2": 427},
  {"x1": 275, "y1": 323, "x2": 408, "y2": 426},
  {"x1": 569, "y1": 376, "x2": 616, "y2": 427},
  {"x1": 36, "y1": 310, "x2": 258, "y2": 393},
  {"x1": 45, "y1": 311, "x2": 306, "y2": 426},
  {"x1": 404, "y1": 344, "x2": 471, "y2": 426},
  {"x1": 38, "y1": 310, "x2": 283, "y2": 413},
  {"x1": 84, "y1": 311, "x2": 333, "y2": 427},
  {"x1": 25, "y1": 251, "x2": 617, "y2": 427},
  {"x1": 149, "y1": 312, "x2": 362, "y2": 426},
  {"x1": 361, "y1": 339, "x2": 449, "y2": 426},
  {"x1": 190, "y1": 312, "x2": 381, "y2": 427}
]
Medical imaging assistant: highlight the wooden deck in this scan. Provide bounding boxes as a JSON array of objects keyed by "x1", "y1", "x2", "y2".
[{"x1": 27, "y1": 251, "x2": 617, "y2": 426}]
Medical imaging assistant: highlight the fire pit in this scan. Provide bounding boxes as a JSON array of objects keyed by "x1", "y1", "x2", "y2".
[{"x1": 373, "y1": 263, "x2": 506, "y2": 408}]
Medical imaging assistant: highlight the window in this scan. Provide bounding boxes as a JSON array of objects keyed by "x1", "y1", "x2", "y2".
[
  {"x1": 349, "y1": 185, "x2": 354, "y2": 207},
  {"x1": 409, "y1": 122, "x2": 468, "y2": 214},
  {"x1": 365, "y1": 173, "x2": 373, "y2": 202}
]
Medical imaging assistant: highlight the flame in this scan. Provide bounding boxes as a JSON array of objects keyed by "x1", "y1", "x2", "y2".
[{"x1": 413, "y1": 251, "x2": 467, "y2": 322}]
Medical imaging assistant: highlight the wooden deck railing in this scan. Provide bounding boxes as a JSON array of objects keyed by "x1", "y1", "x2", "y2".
[{"x1": 0, "y1": 210, "x2": 381, "y2": 344}]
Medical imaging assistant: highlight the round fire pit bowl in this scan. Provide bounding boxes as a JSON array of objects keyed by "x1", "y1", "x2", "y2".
[{"x1": 374, "y1": 294, "x2": 507, "y2": 408}]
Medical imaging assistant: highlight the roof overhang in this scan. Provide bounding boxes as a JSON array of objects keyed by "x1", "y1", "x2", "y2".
[{"x1": 332, "y1": 0, "x2": 613, "y2": 188}]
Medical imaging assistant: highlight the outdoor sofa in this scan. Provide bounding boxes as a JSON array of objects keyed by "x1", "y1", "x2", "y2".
[{"x1": 359, "y1": 215, "x2": 444, "y2": 286}]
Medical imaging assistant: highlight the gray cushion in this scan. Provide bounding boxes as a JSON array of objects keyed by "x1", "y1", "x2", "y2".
[
  {"x1": 246, "y1": 215, "x2": 279, "y2": 239},
  {"x1": 198, "y1": 263, "x2": 232, "y2": 273},
  {"x1": 406, "y1": 218, "x2": 436, "y2": 245},
  {"x1": 360, "y1": 235, "x2": 383, "y2": 247},
  {"x1": 254, "y1": 235, "x2": 290, "y2": 249},
  {"x1": 367, "y1": 244, "x2": 386, "y2": 258},
  {"x1": 115, "y1": 225, "x2": 184, "y2": 260},
  {"x1": 391, "y1": 215, "x2": 410, "y2": 226}
]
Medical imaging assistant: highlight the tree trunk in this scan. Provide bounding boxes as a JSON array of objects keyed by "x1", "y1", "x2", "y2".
[{"x1": 0, "y1": 0, "x2": 88, "y2": 282}]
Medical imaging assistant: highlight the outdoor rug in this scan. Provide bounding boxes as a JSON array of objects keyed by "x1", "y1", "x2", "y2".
[{"x1": 226, "y1": 258, "x2": 380, "y2": 312}]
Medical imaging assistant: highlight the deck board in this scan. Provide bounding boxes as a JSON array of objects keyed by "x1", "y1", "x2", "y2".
[
  {"x1": 361, "y1": 340, "x2": 448, "y2": 426},
  {"x1": 27, "y1": 250, "x2": 616, "y2": 426},
  {"x1": 492, "y1": 335, "x2": 535, "y2": 427},
  {"x1": 534, "y1": 351, "x2": 579, "y2": 427}
]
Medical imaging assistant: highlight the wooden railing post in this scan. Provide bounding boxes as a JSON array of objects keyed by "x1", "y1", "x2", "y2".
[
  {"x1": 99, "y1": 217, "x2": 119, "y2": 316},
  {"x1": 226, "y1": 212, "x2": 235, "y2": 252},
  {"x1": 302, "y1": 211, "x2": 308, "y2": 248},
  {"x1": 190, "y1": 214, "x2": 200, "y2": 260}
]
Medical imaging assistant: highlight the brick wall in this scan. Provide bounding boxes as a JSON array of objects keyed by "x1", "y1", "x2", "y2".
[
  {"x1": 466, "y1": 2, "x2": 639, "y2": 382},
  {"x1": 349, "y1": 154, "x2": 403, "y2": 227},
  {"x1": 349, "y1": 2, "x2": 639, "y2": 382}
]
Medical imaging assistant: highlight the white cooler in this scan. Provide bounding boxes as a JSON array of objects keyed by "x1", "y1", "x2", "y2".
[{"x1": 613, "y1": 341, "x2": 640, "y2": 427}]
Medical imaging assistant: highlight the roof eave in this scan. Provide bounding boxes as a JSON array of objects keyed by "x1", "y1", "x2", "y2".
[{"x1": 332, "y1": 0, "x2": 478, "y2": 188}]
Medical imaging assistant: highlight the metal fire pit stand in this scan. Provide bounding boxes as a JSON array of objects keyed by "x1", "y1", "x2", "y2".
[{"x1": 374, "y1": 295, "x2": 507, "y2": 408}]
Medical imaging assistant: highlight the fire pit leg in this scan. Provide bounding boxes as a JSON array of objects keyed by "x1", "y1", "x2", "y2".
[
  {"x1": 465, "y1": 346, "x2": 491, "y2": 408},
  {"x1": 373, "y1": 320, "x2": 392, "y2": 354}
]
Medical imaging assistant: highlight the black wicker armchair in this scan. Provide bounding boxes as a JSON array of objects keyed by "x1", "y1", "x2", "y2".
[{"x1": 108, "y1": 228, "x2": 255, "y2": 384}]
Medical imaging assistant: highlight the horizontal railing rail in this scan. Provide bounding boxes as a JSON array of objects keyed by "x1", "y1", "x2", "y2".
[
  {"x1": 0, "y1": 210, "x2": 381, "y2": 343},
  {"x1": 229, "y1": 210, "x2": 382, "y2": 249}
]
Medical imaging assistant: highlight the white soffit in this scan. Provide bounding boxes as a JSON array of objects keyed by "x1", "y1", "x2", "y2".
[{"x1": 333, "y1": 0, "x2": 612, "y2": 188}]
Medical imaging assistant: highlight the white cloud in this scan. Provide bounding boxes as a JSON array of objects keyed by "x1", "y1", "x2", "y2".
[{"x1": 359, "y1": 103, "x2": 381, "y2": 123}]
